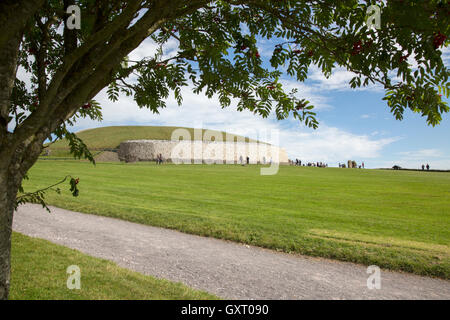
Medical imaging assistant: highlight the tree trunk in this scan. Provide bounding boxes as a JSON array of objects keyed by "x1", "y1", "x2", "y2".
[
  {"x1": 0, "y1": 167, "x2": 18, "y2": 300},
  {"x1": 0, "y1": 133, "x2": 49, "y2": 299}
]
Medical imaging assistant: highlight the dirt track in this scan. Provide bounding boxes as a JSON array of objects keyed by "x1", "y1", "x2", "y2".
[{"x1": 13, "y1": 204, "x2": 450, "y2": 300}]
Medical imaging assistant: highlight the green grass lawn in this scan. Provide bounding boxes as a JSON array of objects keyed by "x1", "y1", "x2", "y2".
[
  {"x1": 10, "y1": 232, "x2": 217, "y2": 300},
  {"x1": 22, "y1": 160, "x2": 450, "y2": 278}
]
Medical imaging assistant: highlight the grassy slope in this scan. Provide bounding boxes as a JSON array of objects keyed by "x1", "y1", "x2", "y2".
[
  {"x1": 10, "y1": 232, "x2": 217, "y2": 300},
  {"x1": 23, "y1": 161, "x2": 450, "y2": 278},
  {"x1": 46, "y1": 126, "x2": 261, "y2": 157}
]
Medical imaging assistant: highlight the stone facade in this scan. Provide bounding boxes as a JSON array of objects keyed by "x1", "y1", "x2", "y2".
[{"x1": 119, "y1": 140, "x2": 289, "y2": 164}]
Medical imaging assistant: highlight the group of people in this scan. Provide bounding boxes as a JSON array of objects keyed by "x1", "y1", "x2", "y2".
[
  {"x1": 156, "y1": 153, "x2": 164, "y2": 165},
  {"x1": 290, "y1": 159, "x2": 328, "y2": 168},
  {"x1": 307, "y1": 162, "x2": 328, "y2": 168},
  {"x1": 239, "y1": 155, "x2": 250, "y2": 165},
  {"x1": 422, "y1": 164, "x2": 430, "y2": 171},
  {"x1": 236, "y1": 156, "x2": 274, "y2": 165},
  {"x1": 338, "y1": 161, "x2": 365, "y2": 169}
]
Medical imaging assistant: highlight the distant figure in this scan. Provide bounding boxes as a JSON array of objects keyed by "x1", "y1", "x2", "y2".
[
  {"x1": 362, "y1": 162, "x2": 365, "y2": 169},
  {"x1": 422, "y1": 164, "x2": 425, "y2": 170},
  {"x1": 246, "y1": 156, "x2": 250, "y2": 165},
  {"x1": 263, "y1": 156, "x2": 266, "y2": 164},
  {"x1": 239, "y1": 155, "x2": 243, "y2": 165},
  {"x1": 426, "y1": 164, "x2": 430, "y2": 171}
]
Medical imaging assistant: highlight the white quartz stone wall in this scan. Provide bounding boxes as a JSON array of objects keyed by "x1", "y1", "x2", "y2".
[{"x1": 119, "y1": 140, "x2": 288, "y2": 164}]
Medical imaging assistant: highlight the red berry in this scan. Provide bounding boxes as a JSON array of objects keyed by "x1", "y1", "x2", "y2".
[
  {"x1": 399, "y1": 54, "x2": 409, "y2": 63},
  {"x1": 433, "y1": 32, "x2": 447, "y2": 49},
  {"x1": 293, "y1": 49, "x2": 302, "y2": 54},
  {"x1": 351, "y1": 41, "x2": 363, "y2": 56},
  {"x1": 255, "y1": 51, "x2": 260, "y2": 58}
]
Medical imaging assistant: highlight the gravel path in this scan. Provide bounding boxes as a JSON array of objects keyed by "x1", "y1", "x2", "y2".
[{"x1": 13, "y1": 204, "x2": 450, "y2": 300}]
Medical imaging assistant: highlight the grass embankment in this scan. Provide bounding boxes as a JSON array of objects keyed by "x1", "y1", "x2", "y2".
[
  {"x1": 44, "y1": 125, "x2": 260, "y2": 158},
  {"x1": 10, "y1": 232, "x2": 217, "y2": 300},
  {"x1": 23, "y1": 160, "x2": 450, "y2": 278}
]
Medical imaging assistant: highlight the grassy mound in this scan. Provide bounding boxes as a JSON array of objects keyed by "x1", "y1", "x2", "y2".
[{"x1": 45, "y1": 126, "x2": 260, "y2": 158}]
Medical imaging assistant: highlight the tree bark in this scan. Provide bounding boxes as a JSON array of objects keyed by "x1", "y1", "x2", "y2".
[
  {"x1": 0, "y1": 172, "x2": 15, "y2": 300},
  {"x1": 0, "y1": 134, "x2": 47, "y2": 300},
  {"x1": 0, "y1": 157, "x2": 24, "y2": 300}
]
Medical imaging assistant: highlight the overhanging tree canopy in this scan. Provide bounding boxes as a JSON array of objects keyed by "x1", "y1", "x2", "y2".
[{"x1": 0, "y1": 0, "x2": 448, "y2": 300}]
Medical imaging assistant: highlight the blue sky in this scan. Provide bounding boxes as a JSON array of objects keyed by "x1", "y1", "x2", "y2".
[{"x1": 16, "y1": 31, "x2": 450, "y2": 169}]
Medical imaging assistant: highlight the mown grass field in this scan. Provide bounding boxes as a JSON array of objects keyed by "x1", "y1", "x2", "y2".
[
  {"x1": 22, "y1": 160, "x2": 450, "y2": 278},
  {"x1": 10, "y1": 232, "x2": 217, "y2": 300}
]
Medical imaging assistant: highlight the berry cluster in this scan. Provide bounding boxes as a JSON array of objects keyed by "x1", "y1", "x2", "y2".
[
  {"x1": 351, "y1": 40, "x2": 363, "y2": 56},
  {"x1": 433, "y1": 32, "x2": 447, "y2": 49}
]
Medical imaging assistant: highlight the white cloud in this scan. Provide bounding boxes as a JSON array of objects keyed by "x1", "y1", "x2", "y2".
[
  {"x1": 441, "y1": 46, "x2": 450, "y2": 65},
  {"x1": 129, "y1": 37, "x2": 179, "y2": 62},
  {"x1": 308, "y1": 65, "x2": 383, "y2": 92},
  {"x1": 278, "y1": 125, "x2": 399, "y2": 164},
  {"x1": 279, "y1": 79, "x2": 332, "y2": 110}
]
